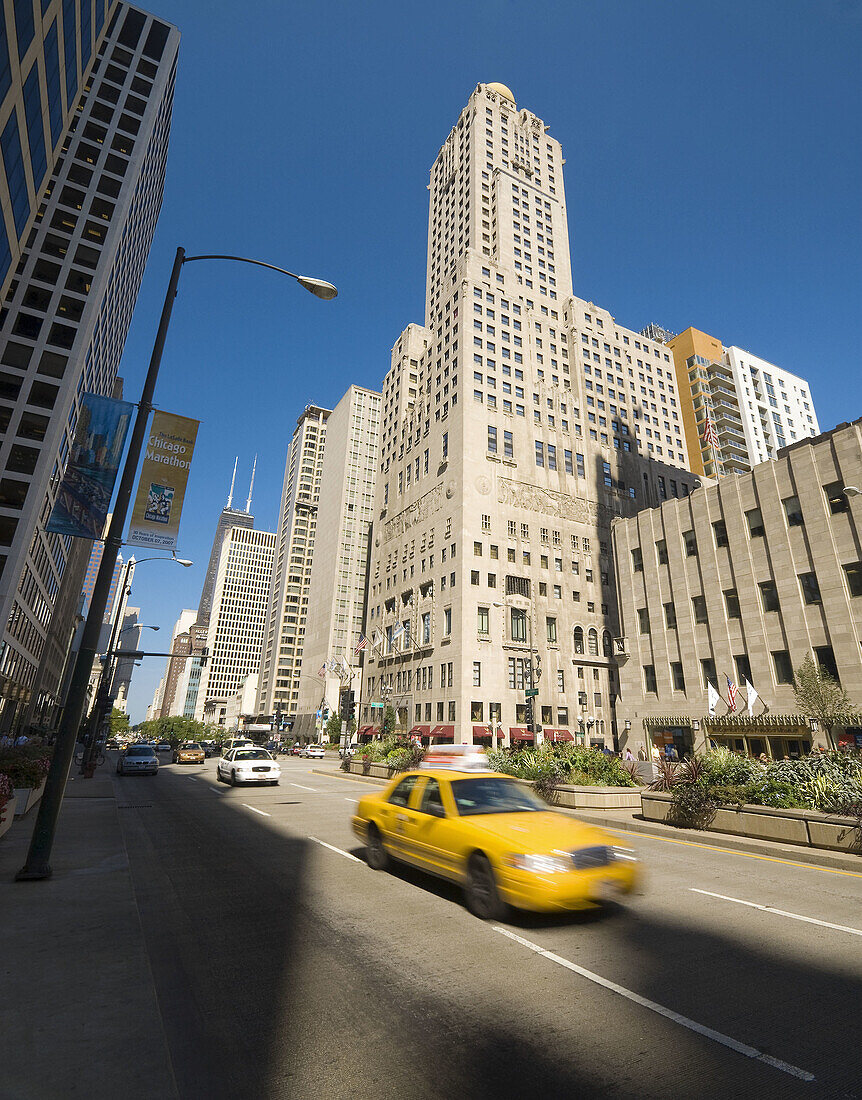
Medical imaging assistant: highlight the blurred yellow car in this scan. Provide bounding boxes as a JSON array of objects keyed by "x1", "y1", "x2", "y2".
[
  {"x1": 351, "y1": 767, "x2": 639, "y2": 919},
  {"x1": 173, "y1": 742, "x2": 205, "y2": 765}
]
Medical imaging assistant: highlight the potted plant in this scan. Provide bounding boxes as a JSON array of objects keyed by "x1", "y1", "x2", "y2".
[{"x1": 0, "y1": 749, "x2": 52, "y2": 817}]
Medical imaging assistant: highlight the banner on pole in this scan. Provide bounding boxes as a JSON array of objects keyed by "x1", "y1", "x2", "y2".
[
  {"x1": 46, "y1": 393, "x2": 134, "y2": 539},
  {"x1": 127, "y1": 411, "x2": 199, "y2": 551}
]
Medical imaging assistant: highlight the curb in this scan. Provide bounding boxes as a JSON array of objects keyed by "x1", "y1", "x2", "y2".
[{"x1": 310, "y1": 767, "x2": 389, "y2": 787}]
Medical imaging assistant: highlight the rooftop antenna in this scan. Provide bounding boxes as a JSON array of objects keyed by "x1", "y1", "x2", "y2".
[
  {"x1": 246, "y1": 455, "x2": 257, "y2": 514},
  {"x1": 226, "y1": 456, "x2": 238, "y2": 509}
]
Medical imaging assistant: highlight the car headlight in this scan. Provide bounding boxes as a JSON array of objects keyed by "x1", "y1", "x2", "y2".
[
  {"x1": 610, "y1": 846, "x2": 638, "y2": 863},
  {"x1": 503, "y1": 853, "x2": 572, "y2": 874}
]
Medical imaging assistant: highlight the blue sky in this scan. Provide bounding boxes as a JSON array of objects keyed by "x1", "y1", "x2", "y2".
[{"x1": 121, "y1": 0, "x2": 862, "y2": 721}]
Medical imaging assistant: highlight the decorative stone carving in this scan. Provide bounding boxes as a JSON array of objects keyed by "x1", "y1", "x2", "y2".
[
  {"x1": 498, "y1": 477, "x2": 609, "y2": 522},
  {"x1": 383, "y1": 484, "x2": 444, "y2": 542},
  {"x1": 475, "y1": 475, "x2": 491, "y2": 496}
]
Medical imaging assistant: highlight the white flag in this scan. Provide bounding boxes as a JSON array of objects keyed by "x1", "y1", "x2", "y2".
[
  {"x1": 707, "y1": 681, "x2": 721, "y2": 716},
  {"x1": 744, "y1": 677, "x2": 759, "y2": 716},
  {"x1": 391, "y1": 622, "x2": 404, "y2": 640}
]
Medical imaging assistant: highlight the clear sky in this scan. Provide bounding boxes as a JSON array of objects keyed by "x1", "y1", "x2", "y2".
[{"x1": 121, "y1": 0, "x2": 862, "y2": 721}]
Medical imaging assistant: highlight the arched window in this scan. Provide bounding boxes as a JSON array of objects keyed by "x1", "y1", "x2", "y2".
[
  {"x1": 573, "y1": 626, "x2": 584, "y2": 654},
  {"x1": 588, "y1": 628, "x2": 599, "y2": 656},
  {"x1": 602, "y1": 631, "x2": 612, "y2": 657}
]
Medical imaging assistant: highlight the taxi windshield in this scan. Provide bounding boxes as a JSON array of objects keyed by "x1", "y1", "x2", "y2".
[
  {"x1": 450, "y1": 777, "x2": 544, "y2": 816},
  {"x1": 235, "y1": 749, "x2": 271, "y2": 760}
]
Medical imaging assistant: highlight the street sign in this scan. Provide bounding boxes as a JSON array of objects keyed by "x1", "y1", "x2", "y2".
[
  {"x1": 525, "y1": 688, "x2": 538, "y2": 698},
  {"x1": 370, "y1": 701, "x2": 384, "y2": 708}
]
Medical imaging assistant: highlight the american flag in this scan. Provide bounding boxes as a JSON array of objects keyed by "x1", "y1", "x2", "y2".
[
  {"x1": 353, "y1": 634, "x2": 368, "y2": 654},
  {"x1": 317, "y1": 663, "x2": 326, "y2": 678},
  {"x1": 726, "y1": 674, "x2": 738, "y2": 711},
  {"x1": 702, "y1": 417, "x2": 719, "y2": 449}
]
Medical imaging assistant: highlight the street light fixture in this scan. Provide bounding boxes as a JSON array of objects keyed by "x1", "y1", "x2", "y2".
[
  {"x1": 843, "y1": 486, "x2": 861, "y2": 498},
  {"x1": 19, "y1": 245, "x2": 335, "y2": 881}
]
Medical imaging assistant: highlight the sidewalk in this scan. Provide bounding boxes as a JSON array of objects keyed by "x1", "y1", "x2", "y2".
[
  {"x1": 312, "y1": 759, "x2": 862, "y2": 874},
  {"x1": 0, "y1": 772, "x2": 177, "y2": 1100}
]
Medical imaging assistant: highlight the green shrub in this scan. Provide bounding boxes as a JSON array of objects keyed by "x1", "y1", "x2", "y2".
[
  {"x1": 532, "y1": 761, "x2": 566, "y2": 803},
  {"x1": 702, "y1": 746, "x2": 762, "y2": 787},
  {"x1": 386, "y1": 743, "x2": 425, "y2": 774},
  {"x1": 669, "y1": 783, "x2": 716, "y2": 829},
  {"x1": 0, "y1": 749, "x2": 51, "y2": 789}
]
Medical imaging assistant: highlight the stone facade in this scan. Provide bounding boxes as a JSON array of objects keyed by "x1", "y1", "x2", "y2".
[{"x1": 612, "y1": 419, "x2": 862, "y2": 760}]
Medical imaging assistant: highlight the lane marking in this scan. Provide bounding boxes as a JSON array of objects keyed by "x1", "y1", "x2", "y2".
[
  {"x1": 242, "y1": 804, "x2": 271, "y2": 818},
  {"x1": 308, "y1": 836, "x2": 364, "y2": 864},
  {"x1": 493, "y1": 927, "x2": 814, "y2": 1082},
  {"x1": 291, "y1": 783, "x2": 317, "y2": 791},
  {"x1": 603, "y1": 826, "x2": 862, "y2": 879},
  {"x1": 187, "y1": 777, "x2": 197, "y2": 782},
  {"x1": 345, "y1": 797, "x2": 358, "y2": 803},
  {"x1": 691, "y1": 888, "x2": 862, "y2": 938}
]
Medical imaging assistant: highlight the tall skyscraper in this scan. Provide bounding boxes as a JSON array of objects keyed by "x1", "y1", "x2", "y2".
[
  {"x1": 293, "y1": 385, "x2": 380, "y2": 738},
  {"x1": 257, "y1": 405, "x2": 329, "y2": 722},
  {"x1": 667, "y1": 326, "x2": 820, "y2": 478},
  {"x1": 194, "y1": 525, "x2": 276, "y2": 726},
  {"x1": 0, "y1": 3, "x2": 179, "y2": 731},
  {"x1": 196, "y1": 457, "x2": 256, "y2": 629},
  {"x1": 148, "y1": 606, "x2": 195, "y2": 719},
  {"x1": 359, "y1": 82, "x2": 697, "y2": 748}
]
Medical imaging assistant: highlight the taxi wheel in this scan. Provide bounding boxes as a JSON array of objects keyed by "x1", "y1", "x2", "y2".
[
  {"x1": 465, "y1": 854, "x2": 506, "y2": 920},
  {"x1": 365, "y1": 824, "x2": 390, "y2": 871}
]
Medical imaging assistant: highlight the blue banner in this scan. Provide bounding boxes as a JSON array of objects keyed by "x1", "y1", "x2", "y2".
[{"x1": 46, "y1": 393, "x2": 134, "y2": 539}]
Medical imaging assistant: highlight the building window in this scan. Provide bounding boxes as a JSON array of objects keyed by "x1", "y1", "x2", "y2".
[
  {"x1": 772, "y1": 650, "x2": 793, "y2": 684},
  {"x1": 814, "y1": 645, "x2": 839, "y2": 681},
  {"x1": 643, "y1": 665, "x2": 657, "y2": 694},
  {"x1": 843, "y1": 561, "x2": 862, "y2": 598},
  {"x1": 422, "y1": 612, "x2": 431, "y2": 644},
  {"x1": 546, "y1": 616, "x2": 557, "y2": 643},
  {"x1": 746, "y1": 508, "x2": 765, "y2": 538},
  {"x1": 557, "y1": 670, "x2": 565, "y2": 692},
  {"x1": 664, "y1": 602, "x2": 676, "y2": 629},
  {"x1": 655, "y1": 540, "x2": 668, "y2": 565},
  {"x1": 631, "y1": 547, "x2": 643, "y2": 572},
  {"x1": 782, "y1": 495, "x2": 804, "y2": 527},
  {"x1": 798, "y1": 572, "x2": 821, "y2": 605},
  {"x1": 712, "y1": 521, "x2": 728, "y2": 548},
  {"x1": 473, "y1": 662, "x2": 481, "y2": 687},
  {"x1": 683, "y1": 530, "x2": 697, "y2": 557},
  {"x1": 724, "y1": 589, "x2": 741, "y2": 619},
  {"x1": 758, "y1": 580, "x2": 780, "y2": 612},
  {"x1": 824, "y1": 481, "x2": 848, "y2": 514},
  {"x1": 700, "y1": 658, "x2": 717, "y2": 688},
  {"x1": 637, "y1": 608, "x2": 650, "y2": 634},
  {"x1": 471, "y1": 570, "x2": 480, "y2": 585},
  {"x1": 734, "y1": 654, "x2": 752, "y2": 684},
  {"x1": 443, "y1": 607, "x2": 452, "y2": 635},
  {"x1": 511, "y1": 608, "x2": 527, "y2": 642},
  {"x1": 573, "y1": 626, "x2": 584, "y2": 654},
  {"x1": 487, "y1": 425, "x2": 497, "y2": 453},
  {"x1": 477, "y1": 606, "x2": 489, "y2": 635},
  {"x1": 692, "y1": 595, "x2": 708, "y2": 624},
  {"x1": 670, "y1": 662, "x2": 685, "y2": 691}
]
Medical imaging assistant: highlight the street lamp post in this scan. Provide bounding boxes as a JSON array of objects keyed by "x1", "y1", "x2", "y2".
[{"x1": 17, "y1": 248, "x2": 336, "y2": 880}]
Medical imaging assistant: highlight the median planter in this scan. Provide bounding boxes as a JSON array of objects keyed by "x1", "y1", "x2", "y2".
[
  {"x1": 348, "y1": 760, "x2": 392, "y2": 780},
  {"x1": 13, "y1": 778, "x2": 45, "y2": 817},
  {"x1": 641, "y1": 791, "x2": 860, "y2": 853},
  {"x1": 0, "y1": 803, "x2": 15, "y2": 839},
  {"x1": 553, "y1": 785, "x2": 642, "y2": 811}
]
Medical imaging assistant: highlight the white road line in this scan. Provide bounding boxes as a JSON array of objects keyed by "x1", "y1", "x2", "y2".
[
  {"x1": 187, "y1": 777, "x2": 197, "y2": 782},
  {"x1": 242, "y1": 804, "x2": 271, "y2": 817},
  {"x1": 308, "y1": 836, "x2": 364, "y2": 864},
  {"x1": 691, "y1": 888, "x2": 862, "y2": 938},
  {"x1": 291, "y1": 783, "x2": 317, "y2": 791},
  {"x1": 345, "y1": 797, "x2": 358, "y2": 803},
  {"x1": 493, "y1": 927, "x2": 815, "y2": 1082}
]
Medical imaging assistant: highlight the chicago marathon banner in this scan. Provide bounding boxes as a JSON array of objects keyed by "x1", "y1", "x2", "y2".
[
  {"x1": 127, "y1": 411, "x2": 199, "y2": 551},
  {"x1": 46, "y1": 393, "x2": 134, "y2": 539}
]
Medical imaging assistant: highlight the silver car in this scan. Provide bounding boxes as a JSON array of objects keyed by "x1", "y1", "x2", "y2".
[{"x1": 116, "y1": 745, "x2": 159, "y2": 776}]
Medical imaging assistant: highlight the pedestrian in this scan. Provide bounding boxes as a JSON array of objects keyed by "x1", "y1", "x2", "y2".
[
  {"x1": 0, "y1": 732, "x2": 11, "y2": 748},
  {"x1": 624, "y1": 747, "x2": 634, "y2": 761},
  {"x1": 758, "y1": 752, "x2": 768, "y2": 764},
  {"x1": 637, "y1": 746, "x2": 646, "y2": 761},
  {"x1": 13, "y1": 733, "x2": 28, "y2": 746}
]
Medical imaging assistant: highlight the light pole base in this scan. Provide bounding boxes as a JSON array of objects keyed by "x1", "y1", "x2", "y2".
[{"x1": 15, "y1": 863, "x2": 52, "y2": 881}]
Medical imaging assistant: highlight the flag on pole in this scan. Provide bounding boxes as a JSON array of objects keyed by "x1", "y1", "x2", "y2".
[
  {"x1": 702, "y1": 416, "x2": 719, "y2": 449},
  {"x1": 354, "y1": 634, "x2": 368, "y2": 654},
  {"x1": 744, "y1": 677, "x2": 759, "y2": 716},
  {"x1": 707, "y1": 681, "x2": 721, "y2": 716},
  {"x1": 391, "y1": 622, "x2": 404, "y2": 641},
  {"x1": 317, "y1": 663, "x2": 326, "y2": 678},
  {"x1": 726, "y1": 675, "x2": 738, "y2": 711}
]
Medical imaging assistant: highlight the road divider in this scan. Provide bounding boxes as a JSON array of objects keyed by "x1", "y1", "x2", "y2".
[
  {"x1": 492, "y1": 926, "x2": 815, "y2": 1082},
  {"x1": 690, "y1": 888, "x2": 862, "y2": 937}
]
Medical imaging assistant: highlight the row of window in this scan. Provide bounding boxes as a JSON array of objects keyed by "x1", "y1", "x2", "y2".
[{"x1": 643, "y1": 645, "x2": 839, "y2": 695}]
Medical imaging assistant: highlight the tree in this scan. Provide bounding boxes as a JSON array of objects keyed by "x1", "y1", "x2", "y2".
[
  {"x1": 793, "y1": 653, "x2": 860, "y2": 749},
  {"x1": 109, "y1": 708, "x2": 130, "y2": 735},
  {"x1": 134, "y1": 715, "x2": 208, "y2": 746},
  {"x1": 382, "y1": 704, "x2": 396, "y2": 737},
  {"x1": 324, "y1": 713, "x2": 342, "y2": 743}
]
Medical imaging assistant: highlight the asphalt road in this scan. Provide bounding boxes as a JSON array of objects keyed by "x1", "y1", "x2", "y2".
[{"x1": 114, "y1": 755, "x2": 862, "y2": 1100}]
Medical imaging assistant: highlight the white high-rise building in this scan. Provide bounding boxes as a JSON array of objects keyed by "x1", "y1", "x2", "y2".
[
  {"x1": 195, "y1": 525, "x2": 276, "y2": 726},
  {"x1": 257, "y1": 405, "x2": 329, "y2": 723},
  {"x1": 359, "y1": 82, "x2": 697, "y2": 748},
  {"x1": 293, "y1": 385, "x2": 381, "y2": 738},
  {"x1": 0, "y1": 3, "x2": 179, "y2": 731},
  {"x1": 724, "y1": 347, "x2": 819, "y2": 464}
]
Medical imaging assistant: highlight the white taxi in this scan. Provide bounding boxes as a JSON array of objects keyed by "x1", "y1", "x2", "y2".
[{"x1": 216, "y1": 747, "x2": 281, "y2": 786}]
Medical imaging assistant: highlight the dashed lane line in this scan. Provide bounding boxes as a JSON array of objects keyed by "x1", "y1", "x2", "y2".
[
  {"x1": 308, "y1": 836, "x2": 365, "y2": 864},
  {"x1": 242, "y1": 804, "x2": 271, "y2": 818},
  {"x1": 690, "y1": 888, "x2": 862, "y2": 938},
  {"x1": 291, "y1": 783, "x2": 318, "y2": 791},
  {"x1": 493, "y1": 927, "x2": 815, "y2": 1082}
]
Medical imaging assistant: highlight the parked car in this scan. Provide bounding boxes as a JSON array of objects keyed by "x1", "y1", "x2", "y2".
[
  {"x1": 301, "y1": 744, "x2": 326, "y2": 759},
  {"x1": 290, "y1": 744, "x2": 302, "y2": 756},
  {"x1": 173, "y1": 742, "x2": 205, "y2": 764},
  {"x1": 155, "y1": 742, "x2": 173, "y2": 757},
  {"x1": 216, "y1": 747, "x2": 280, "y2": 786},
  {"x1": 116, "y1": 745, "x2": 159, "y2": 776}
]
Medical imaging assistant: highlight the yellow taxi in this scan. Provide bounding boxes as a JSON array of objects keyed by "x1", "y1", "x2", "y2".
[
  {"x1": 173, "y1": 742, "x2": 205, "y2": 765},
  {"x1": 351, "y1": 751, "x2": 639, "y2": 919}
]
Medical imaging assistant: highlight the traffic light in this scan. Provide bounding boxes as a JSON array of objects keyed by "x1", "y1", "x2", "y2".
[{"x1": 524, "y1": 699, "x2": 534, "y2": 730}]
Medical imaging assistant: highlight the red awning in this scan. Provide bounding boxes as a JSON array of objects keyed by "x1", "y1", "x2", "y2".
[
  {"x1": 356, "y1": 725, "x2": 373, "y2": 737},
  {"x1": 409, "y1": 724, "x2": 431, "y2": 737},
  {"x1": 472, "y1": 725, "x2": 492, "y2": 741},
  {"x1": 430, "y1": 724, "x2": 455, "y2": 740},
  {"x1": 544, "y1": 728, "x2": 574, "y2": 742},
  {"x1": 509, "y1": 727, "x2": 534, "y2": 742}
]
